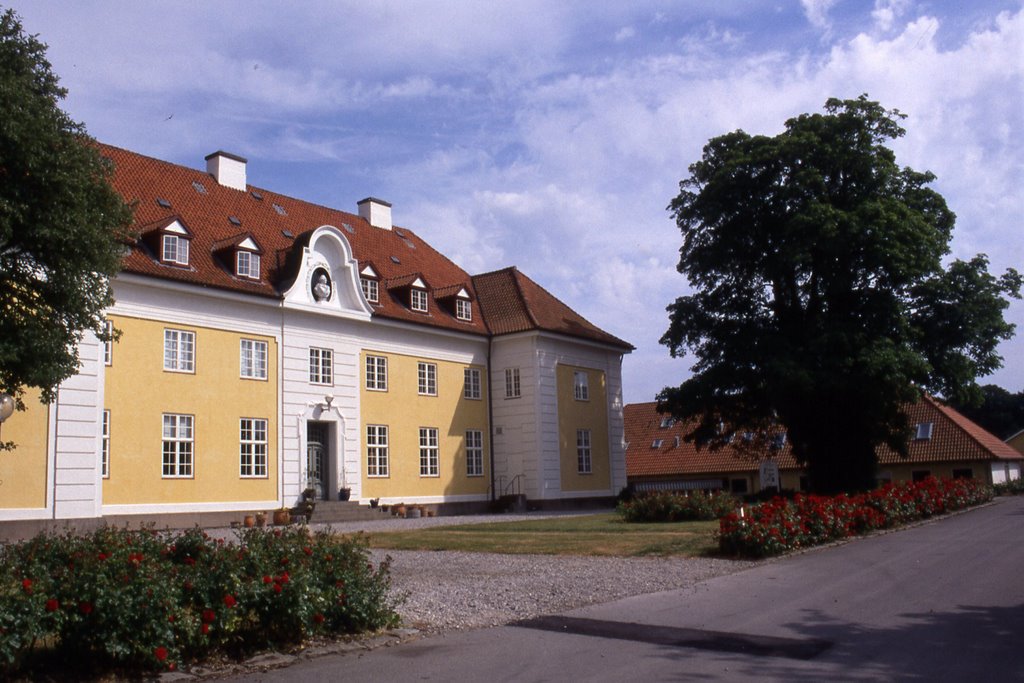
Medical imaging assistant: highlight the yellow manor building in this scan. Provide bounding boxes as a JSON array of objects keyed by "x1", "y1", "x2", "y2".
[{"x1": 0, "y1": 146, "x2": 632, "y2": 525}]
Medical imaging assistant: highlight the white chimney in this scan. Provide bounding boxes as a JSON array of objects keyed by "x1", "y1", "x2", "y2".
[
  {"x1": 357, "y1": 197, "x2": 393, "y2": 231},
  {"x1": 205, "y1": 151, "x2": 247, "y2": 191}
]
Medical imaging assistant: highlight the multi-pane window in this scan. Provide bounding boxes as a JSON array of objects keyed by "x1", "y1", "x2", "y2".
[
  {"x1": 236, "y1": 251, "x2": 260, "y2": 279},
  {"x1": 367, "y1": 425, "x2": 389, "y2": 477},
  {"x1": 240, "y1": 339, "x2": 268, "y2": 379},
  {"x1": 418, "y1": 362, "x2": 437, "y2": 396},
  {"x1": 456, "y1": 298, "x2": 472, "y2": 321},
  {"x1": 577, "y1": 429, "x2": 592, "y2": 474},
  {"x1": 466, "y1": 429, "x2": 483, "y2": 477},
  {"x1": 505, "y1": 367, "x2": 521, "y2": 398},
  {"x1": 464, "y1": 368, "x2": 481, "y2": 400},
  {"x1": 309, "y1": 347, "x2": 333, "y2": 385},
  {"x1": 162, "y1": 414, "x2": 194, "y2": 477},
  {"x1": 103, "y1": 319, "x2": 113, "y2": 366},
  {"x1": 410, "y1": 288, "x2": 428, "y2": 312},
  {"x1": 574, "y1": 371, "x2": 589, "y2": 401},
  {"x1": 163, "y1": 329, "x2": 195, "y2": 372},
  {"x1": 101, "y1": 410, "x2": 110, "y2": 478},
  {"x1": 162, "y1": 234, "x2": 189, "y2": 265},
  {"x1": 419, "y1": 427, "x2": 439, "y2": 476},
  {"x1": 365, "y1": 355, "x2": 387, "y2": 391},
  {"x1": 361, "y1": 278, "x2": 379, "y2": 303},
  {"x1": 239, "y1": 418, "x2": 268, "y2": 477}
]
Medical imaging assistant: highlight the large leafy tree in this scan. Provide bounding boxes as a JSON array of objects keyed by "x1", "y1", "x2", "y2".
[
  {"x1": 660, "y1": 95, "x2": 1021, "y2": 494},
  {"x1": 948, "y1": 384, "x2": 1024, "y2": 441},
  {"x1": 0, "y1": 9, "x2": 133, "y2": 430}
]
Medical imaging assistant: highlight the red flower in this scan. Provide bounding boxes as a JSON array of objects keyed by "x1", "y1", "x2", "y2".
[
  {"x1": 154, "y1": 646, "x2": 168, "y2": 662},
  {"x1": 79, "y1": 601, "x2": 94, "y2": 615},
  {"x1": 183, "y1": 557, "x2": 196, "y2": 566},
  {"x1": 313, "y1": 613, "x2": 325, "y2": 624},
  {"x1": 263, "y1": 575, "x2": 273, "y2": 584},
  {"x1": 97, "y1": 552, "x2": 109, "y2": 561},
  {"x1": 278, "y1": 572, "x2": 289, "y2": 584},
  {"x1": 202, "y1": 609, "x2": 216, "y2": 623},
  {"x1": 201, "y1": 623, "x2": 210, "y2": 635},
  {"x1": 21, "y1": 579, "x2": 32, "y2": 594},
  {"x1": 223, "y1": 594, "x2": 237, "y2": 608},
  {"x1": 273, "y1": 583, "x2": 282, "y2": 594},
  {"x1": 303, "y1": 546, "x2": 313, "y2": 556},
  {"x1": 45, "y1": 599, "x2": 59, "y2": 612},
  {"x1": 168, "y1": 614, "x2": 176, "y2": 623}
]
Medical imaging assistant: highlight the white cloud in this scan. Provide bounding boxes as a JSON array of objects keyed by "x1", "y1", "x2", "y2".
[
  {"x1": 801, "y1": 0, "x2": 838, "y2": 32},
  {"x1": 615, "y1": 26, "x2": 637, "y2": 42}
]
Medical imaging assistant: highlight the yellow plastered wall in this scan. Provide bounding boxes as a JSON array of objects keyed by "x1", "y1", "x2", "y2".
[
  {"x1": 0, "y1": 387, "x2": 49, "y2": 509},
  {"x1": 877, "y1": 463, "x2": 990, "y2": 485},
  {"x1": 360, "y1": 351, "x2": 489, "y2": 499},
  {"x1": 556, "y1": 365, "x2": 610, "y2": 491},
  {"x1": 104, "y1": 315, "x2": 278, "y2": 505}
]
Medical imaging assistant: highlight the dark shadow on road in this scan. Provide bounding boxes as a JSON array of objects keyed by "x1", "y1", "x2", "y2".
[{"x1": 629, "y1": 602, "x2": 1024, "y2": 681}]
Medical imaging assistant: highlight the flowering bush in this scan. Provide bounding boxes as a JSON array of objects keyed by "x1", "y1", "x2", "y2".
[
  {"x1": 718, "y1": 477, "x2": 993, "y2": 558},
  {"x1": 993, "y1": 478, "x2": 1024, "y2": 496},
  {"x1": 617, "y1": 490, "x2": 739, "y2": 522},
  {"x1": 0, "y1": 526, "x2": 400, "y2": 677}
]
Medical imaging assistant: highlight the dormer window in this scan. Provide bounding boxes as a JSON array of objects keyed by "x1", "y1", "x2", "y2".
[
  {"x1": 411, "y1": 288, "x2": 428, "y2": 312},
  {"x1": 236, "y1": 250, "x2": 260, "y2": 279},
  {"x1": 456, "y1": 298, "x2": 472, "y2": 321},
  {"x1": 361, "y1": 278, "x2": 379, "y2": 303},
  {"x1": 915, "y1": 422, "x2": 933, "y2": 440},
  {"x1": 162, "y1": 234, "x2": 189, "y2": 265}
]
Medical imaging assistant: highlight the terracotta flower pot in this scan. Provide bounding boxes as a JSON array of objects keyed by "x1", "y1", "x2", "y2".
[
  {"x1": 273, "y1": 509, "x2": 291, "y2": 526},
  {"x1": 243, "y1": 515, "x2": 255, "y2": 528}
]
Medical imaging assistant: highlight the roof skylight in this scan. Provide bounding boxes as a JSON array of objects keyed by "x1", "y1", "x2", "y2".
[
  {"x1": 192, "y1": 181, "x2": 207, "y2": 195},
  {"x1": 228, "y1": 216, "x2": 241, "y2": 226},
  {"x1": 272, "y1": 203, "x2": 287, "y2": 216},
  {"x1": 156, "y1": 198, "x2": 171, "y2": 208},
  {"x1": 342, "y1": 223, "x2": 354, "y2": 234},
  {"x1": 250, "y1": 191, "x2": 263, "y2": 201}
]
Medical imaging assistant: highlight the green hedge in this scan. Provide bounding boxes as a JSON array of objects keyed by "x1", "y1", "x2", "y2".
[
  {"x1": 617, "y1": 490, "x2": 739, "y2": 522},
  {"x1": 0, "y1": 525, "x2": 400, "y2": 676}
]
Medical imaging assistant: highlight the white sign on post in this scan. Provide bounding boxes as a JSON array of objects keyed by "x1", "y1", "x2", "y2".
[{"x1": 759, "y1": 460, "x2": 780, "y2": 491}]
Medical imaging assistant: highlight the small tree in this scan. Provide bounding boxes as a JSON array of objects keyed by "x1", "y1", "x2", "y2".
[
  {"x1": 0, "y1": 8, "x2": 133, "y2": 442},
  {"x1": 661, "y1": 95, "x2": 1021, "y2": 494}
]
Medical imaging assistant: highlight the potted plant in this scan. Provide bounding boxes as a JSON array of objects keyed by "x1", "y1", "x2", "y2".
[
  {"x1": 338, "y1": 487, "x2": 351, "y2": 501},
  {"x1": 254, "y1": 511, "x2": 267, "y2": 527},
  {"x1": 369, "y1": 497, "x2": 380, "y2": 509},
  {"x1": 273, "y1": 507, "x2": 291, "y2": 526}
]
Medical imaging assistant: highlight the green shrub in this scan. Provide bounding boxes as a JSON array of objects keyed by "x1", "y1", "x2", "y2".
[
  {"x1": 0, "y1": 525, "x2": 400, "y2": 676},
  {"x1": 993, "y1": 478, "x2": 1024, "y2": 496},
  {"x1": 617, "y1": 490, "x2": 739, "y2": 522}
]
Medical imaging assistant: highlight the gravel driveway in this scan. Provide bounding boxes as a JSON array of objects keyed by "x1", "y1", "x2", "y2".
[{"x1": 319, "y1": 511, "x2": 757, "y2": 633}]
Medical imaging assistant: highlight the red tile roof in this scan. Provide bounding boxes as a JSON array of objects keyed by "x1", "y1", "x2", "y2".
[
  {"x1": 625, "y1": 397, "x2": 1021, "y2": 479},
  {"x1": 472, "y1": 267, "x2": 633, "y2": 350},
  {"x1": 101, "y1": 144, "x2": 629, "y2": 348}
]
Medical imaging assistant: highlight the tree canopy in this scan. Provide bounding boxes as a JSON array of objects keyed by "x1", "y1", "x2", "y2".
[
  {"x1": 948, "y1": 384, "x2": 1024, "y2": 441},
  {"x1": 660, "y1": 95, "x2": 1021, "y2": 494},
  {"x1": 0, "y1": 9, "x2": 133, "y2": 428}
]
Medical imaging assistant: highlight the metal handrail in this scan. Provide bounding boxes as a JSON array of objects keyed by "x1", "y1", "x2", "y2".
[{"x1": 504, "y1": 474, "x2": 523, "y2": 497}]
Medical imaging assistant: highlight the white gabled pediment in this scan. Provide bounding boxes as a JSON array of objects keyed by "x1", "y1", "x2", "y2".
[
  {"x1": 361, "y1": 265, "x2": 378, "y2": 278},
  {"x1": 411, "y1": 277, "x2": 427, "y2": 289},
  {"x1": 456, "y1": 287, "x2": 470, "y2": 299},
  {"x1": 164, "y1": 220, "x2": 189, "y2": 236},
  {"x1": 238, "y1": 237, "x2": 259, "y2": 251},
  {"x1": 281, "y1": 225, "x2": 373, "y2": 321}
]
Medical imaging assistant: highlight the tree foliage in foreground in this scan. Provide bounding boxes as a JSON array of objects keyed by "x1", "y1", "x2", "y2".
[
  {"x1": 0, "y1": 9, "x2": 133, "y2": 424},
  {"x1": 660, "y1": 95, "x2": 1021, "y2": 494}
]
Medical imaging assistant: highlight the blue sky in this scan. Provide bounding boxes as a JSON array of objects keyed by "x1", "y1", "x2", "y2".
[{"x1": 11, "y1": 1, "x2": 1023, "y2": 403}]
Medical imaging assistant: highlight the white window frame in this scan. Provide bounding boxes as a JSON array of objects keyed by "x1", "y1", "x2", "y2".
[
  {"x1": 419, "y1": 427, "x2": 439, "y2": 477},
  {"x1": 361, "y1": 278, "x2": 379, "y2": 304},
  {"x1": 239, "y1": 418, "x2": 268, "y2": 478},
  {"x1": 162, "y1": 413, "x2": 194, "y2": 478},
  {"x1": 102, "y1": 319, "x2": 113, "y2": 366},
  {"x1": 463, "y1": 368, "x2": 481, "y2": 400},
  {"x1": 505, "y1": 367, "x2": 521, "y2": 399},
  {"x1": 239, "y1": 339, "x2": 268, "y2": 380},
  {"x1": 577, "y1": 429, "x2": 592, "y2": 474},
  {"x1": 367, "y1": 425, "x2": 389, "y2": 477},
  {"x1": 456, "y1": 298, "x2": 472, "y2": 321},
  {"x1": 573, "y1": 370, "x2": 589, "y2": 401},
  {"x1": 418, "y1": 362, "x2": 437, "y2": 396},
  {"x1": 101, "y1": 409, "x2": 110, "y2": 478},
  {"x1": 466, "y1": 429, "x2": 483, "y2": 477},
  {"x1": 163, "y1": 329, "x2": 195, "y2": 373},
  {"x1": 236, "y1": 250, "x2": 260, "y2": 279},
  {"x1": 162, "y1": 234, "x2": 189, "y2": 266},
  {"x1": 411, "y1": 288, "x2": 428, "y2": 312},
  {"x1": 309, "y1": 347, "x2": 334, "y2": 385},
  {"x1": 365, "y1": 355, "x2": 387, "y2": 391}
]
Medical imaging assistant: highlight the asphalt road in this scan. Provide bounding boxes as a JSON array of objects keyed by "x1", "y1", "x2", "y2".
[{"x1": 233, "y1": 496, "x2": 1024, "y2": 682}]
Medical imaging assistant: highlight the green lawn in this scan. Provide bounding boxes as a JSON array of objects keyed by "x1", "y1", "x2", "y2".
[{"x1": 356, "y1": 513, "x2": 721, "y2": 557}]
